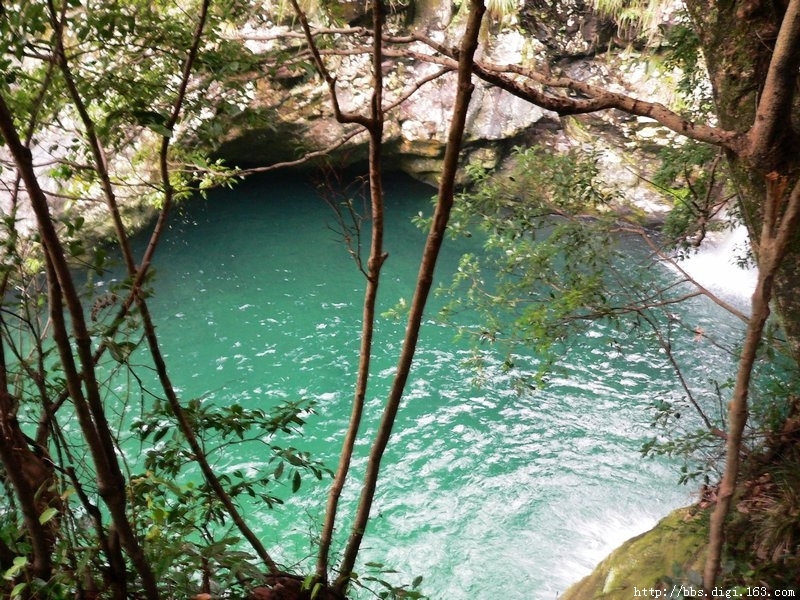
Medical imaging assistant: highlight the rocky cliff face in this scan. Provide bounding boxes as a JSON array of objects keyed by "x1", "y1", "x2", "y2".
[
  {"x1": 1, "y1": 0, "x2": 684, "y2": 245},
  {"x1": 214, "y1": 22, "x2": 562, "y2": 184},
  {"x1": 214, "y1": 0, "x2": 684, "y2": 220}
]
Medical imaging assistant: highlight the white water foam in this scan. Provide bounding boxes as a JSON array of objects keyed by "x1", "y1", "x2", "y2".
[{"x1": 673, "y1": 225, "x2": 757, "y2": 311}]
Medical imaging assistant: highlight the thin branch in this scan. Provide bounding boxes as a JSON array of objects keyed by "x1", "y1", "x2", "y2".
[
  {"x1": 314, "y1": 0, "x2": 386, "y2": 582},
  {"x1": 228, "y1": 26, "x2": 368, "y2": 43},
  {"x1": 617, "y1": 225, "x2": 751, "y2": 323},
  {"x1": 289, "y1": 0, "x2": 371, "y2": 128},
  {"x1": 382, "y1": 65, "x2": 452, "y2": 113},
  {"x1": 333, "y1": 0, "x2": 485, "y2": 593},
  {"x1": 638, "y1": 310, "x2": 725, "y2": 437},
  {"x1": 231, "y1": 126, "x2": 367, "y2": 177}
]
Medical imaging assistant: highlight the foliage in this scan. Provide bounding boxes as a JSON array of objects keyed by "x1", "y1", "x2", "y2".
[
  {"x1": 592, "y1": 0, "x2": 671, "y2": 43},
  {"x1": 437, "y1": 145, "x2": 630, "y2": 358},
  {"x1": 661, "y1": 16, "x2": 715, "y2": 118},
  {"x1": 0, "y1": 1, "x2": 332, "y2": 598},
  {"x1": 436, "y1": 144, "x2": 748, "y2": 482},
  {"x1": 0, "y1": 0, "x2": 255, "y2": 234},
  {"x1": 126, "y1": 396, "x2": 327, "y2": 596},
  {"x1": 479, "y1": 142, "x2": 790, "y2": 500},
  {"x1": 451, "y1": 0, "x2": 516, "y2": 30},
  {"x1": 651, "y1": 139, "x2": 734, "y2": 259},
  {"x1": 484, "y1": 0, "x2": 518, "y2": 23},
  {"x1": 0, "y1": 204, "x2": 326, "y2": 598},
  {"x1": 133, "y1": 397, "x2": 330, "y2": 506},
  {"x1": 645, "y1": 8, "x2": 726, "y2": 260},
  {"x1": 347, "y1": 563, "x2": 427, "y2": 600}
]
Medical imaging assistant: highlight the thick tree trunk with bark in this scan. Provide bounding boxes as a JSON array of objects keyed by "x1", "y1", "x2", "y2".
[
  {"x1": 681, "y1": 1, "x2": 800, "y2": 587},
  {"x1": 685, "y1": 0, "x2": 800, "y2": 365}
]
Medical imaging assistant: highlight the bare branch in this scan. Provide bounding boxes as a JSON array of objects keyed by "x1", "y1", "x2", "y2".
[
  {"x1": 289, "y1": 0, "x2": 371, "y2": 127},
  {"x1": 228, "y1": 25, "x2": 368, "y2": 43},
  {"x1": 639, "y1": 310, "x2": 726, "y2": 437},
  {"x1": 396, "y1": 33, "x2": 742, "y2": 151},
  {"x1": 231, "y1": 126, "x2": 367, "y2": 176},
  {"x1": 383, "y1": 65, "x2": 452, "y2": 113},
  {"x1": 615, "y1": 224, "x2": 751, "y2": 323}
]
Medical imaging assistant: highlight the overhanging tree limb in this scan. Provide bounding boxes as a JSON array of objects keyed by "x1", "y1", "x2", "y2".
[
  {"x1": 389, "y1": 32, "x2": 742, "y2": 151},
  {"x1": 333, "y1": 0, "x2": 485, "y2": 593}
]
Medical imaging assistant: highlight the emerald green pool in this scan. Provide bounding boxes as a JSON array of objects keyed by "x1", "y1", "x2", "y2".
[{"x1": 121, "y1": 171, "x2": 744, "y2": 599}]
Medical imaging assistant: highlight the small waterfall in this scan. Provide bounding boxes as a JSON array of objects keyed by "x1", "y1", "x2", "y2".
[{"x1": 674, "y1": 225, "x2": 757, "y2": 311}]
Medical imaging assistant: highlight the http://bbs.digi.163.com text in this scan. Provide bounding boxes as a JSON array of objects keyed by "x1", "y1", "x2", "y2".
[{"x1": 633, "y1": 585, "x2": 797, "y2": 598}]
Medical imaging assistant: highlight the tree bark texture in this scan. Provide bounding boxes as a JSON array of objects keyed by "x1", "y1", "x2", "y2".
[
  {"x1": 684, "y1": 0, "x2": 800, "y2": 365},
  {"x1": 0, "y1": 391, "x2": 55, "y2": 581}
]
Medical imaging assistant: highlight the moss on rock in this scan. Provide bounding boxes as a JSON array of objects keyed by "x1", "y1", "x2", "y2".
[{"x1": 561, "y1": 507, "x2": 709, "y2": 600}]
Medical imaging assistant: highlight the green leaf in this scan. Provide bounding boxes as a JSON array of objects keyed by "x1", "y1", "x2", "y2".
[
  {"x1": 131, "y1": 109, "x2": 173, "y2": 138},
  {"x1": 105, "y1": 338, "x2": 137, "y2": 363},
  {"x1": 301, "y1": 574, "x2": 314, "y2": 591},
  {"x1": 4, "y1": 556, "x2": 28, "y2": 580},
  {"x1": 292, "y1": 470, "x2": 301, "y2": 493},
  {"x1": 38, "y1": 507, "x2": 58, "y2": 525},
  {"x1": 287, "y1": 453, "x2": 304, "y2": 467}
]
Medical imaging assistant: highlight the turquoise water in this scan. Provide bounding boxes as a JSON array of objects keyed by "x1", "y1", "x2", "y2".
[{"x1": 122, "y1": 172, "x2": 744, "y2": 599}]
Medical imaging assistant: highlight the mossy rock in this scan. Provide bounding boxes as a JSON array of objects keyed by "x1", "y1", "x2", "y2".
[{"x1": 561, "y1": 506, "x2": 709, "y2": 600}]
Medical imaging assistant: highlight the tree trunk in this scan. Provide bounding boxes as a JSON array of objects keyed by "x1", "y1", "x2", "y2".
[
  {"x1": 0, "y1": 93, "x2": 160, "y2": 600},
  {"x1": 314, "y1": 2, "x2": 387, "y2": 585},
  {"x1": 333, "y1": 0, "x2": 486, "y2": 593},
  {"x1": 0, "y1": 390, "x2": 56, "y2": 581},
  {"x1": 684, "y1": 0, "x2": 800, "y2": 365}
]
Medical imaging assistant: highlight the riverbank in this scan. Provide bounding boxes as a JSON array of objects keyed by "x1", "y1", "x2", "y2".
[{"x1": 561, "y1": 505, "x2": 708, "y2": 599}]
